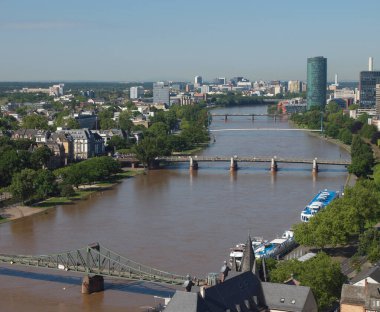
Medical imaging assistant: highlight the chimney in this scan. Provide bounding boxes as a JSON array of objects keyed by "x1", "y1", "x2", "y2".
[
  {"x1": 369, "y1": 57, "x2": 374, "y2": 71},
  {"x1": 364, "y1": 278, "x2": 369, "y2": 297}
]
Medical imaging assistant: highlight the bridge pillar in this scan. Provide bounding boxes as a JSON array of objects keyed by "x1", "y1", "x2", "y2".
[
  {"x1": 230, "y1": 157, "x2": 238, "y2": 172},
  {"x1": 271, "y1": 158, "x2": 278, "y2": 173},
  {"x1": 189, "y1": 157, "x2": 198, "y2": 171},
  {"x1": 224, "y1": 114, "x2": 228, "y2": 121},
  {"x1": 312, "y1": 158, "x2": 318, "y2": 174},
  {"x1": 82, "y1": 275, "x2": 104, "y2": 294},
  {"x1": 251, "y1": 115, "x2": 254, "y2": 121}
]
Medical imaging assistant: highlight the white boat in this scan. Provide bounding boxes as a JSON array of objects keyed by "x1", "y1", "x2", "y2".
[
  {"x1": 229, "y1": 231, "x2": 296, "y2": 263},
  {"x1": 300, "y1": 190, "x2": 338, "y2": 222},
  {"x1": 229, "y1": 237, "x2": 267, "y2": 267},
  {"x1": 254, "y1": 230, "x2": 295, "y2": 259}
]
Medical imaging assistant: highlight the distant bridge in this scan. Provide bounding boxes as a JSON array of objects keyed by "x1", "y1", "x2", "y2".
[
  {"x1": 156, "y1": 155, "x2": 351, "y2": 173},
  {"x1": 210, "y1": 113, "x2": 280, "y2": 121},
  {"x1": 210, "y1": 128, "x2": 321, "y2": 132},
  {"x1": 0, "y1": 243, "x2": 188, "y2": 293}
]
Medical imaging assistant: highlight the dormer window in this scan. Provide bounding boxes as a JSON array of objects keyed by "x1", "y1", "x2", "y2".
[
  {"x1": 280, "y1": 298, "x2": 285, "y2": 303},
  {"x1": 291, "y1": 299, "x2": 296, "y2": 304}
]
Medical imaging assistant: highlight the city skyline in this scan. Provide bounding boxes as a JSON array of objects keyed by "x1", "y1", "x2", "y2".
[{"x1": 1, "y1": 0, "x2": 380, "y2": 82}]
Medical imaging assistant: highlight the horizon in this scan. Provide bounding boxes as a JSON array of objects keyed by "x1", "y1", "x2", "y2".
[{"x1": 1, "y1": 0, "x2": 380, "y2": 82}]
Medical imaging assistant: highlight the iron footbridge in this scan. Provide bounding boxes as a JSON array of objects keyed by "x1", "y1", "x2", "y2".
[{"x1": 0, "y1": 243, "x2": 187, "y2": 286}]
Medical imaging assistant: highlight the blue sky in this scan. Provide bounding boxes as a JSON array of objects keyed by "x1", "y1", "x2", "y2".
[{"x1": 1, "y1": 0, "x2": 380, "y2": 82}]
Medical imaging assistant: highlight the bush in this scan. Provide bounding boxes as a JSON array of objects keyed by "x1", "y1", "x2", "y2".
[{"x1": 59, "y1": 183, "x2": 75, "y2": 198}]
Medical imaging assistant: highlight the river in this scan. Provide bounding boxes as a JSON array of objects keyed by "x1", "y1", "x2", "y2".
[{"x1": 0, "y1": 105, "x2": 350, "y2": 311}]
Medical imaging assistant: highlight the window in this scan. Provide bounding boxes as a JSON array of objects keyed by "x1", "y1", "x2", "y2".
[
  {"x1": 291, "y1": 299, "x2": 296, "y2": 304},
  {"x1": 280, "y1": 298, "x2": 285, "y2": 303}
]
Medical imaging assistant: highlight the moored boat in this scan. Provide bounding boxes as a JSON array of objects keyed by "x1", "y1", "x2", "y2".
[
  {"x1": 229, "y1": 237, "x2": 267, "y2": 267},
  {"x1": 229, "y1": 230, "x2": 295, "y2": 263},
  {"x1": 300, "y1": 189, "x2": 338, "y2": 222},
  {"x1": 254, "y1": 230, "x2": 295, "y2": 259}
]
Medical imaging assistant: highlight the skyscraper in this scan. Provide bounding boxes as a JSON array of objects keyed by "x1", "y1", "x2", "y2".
[
  {"x1": 130, "y1": 86, "x2": 144, "y2": 99},
  {"x1": 194, "y1": 76, "x2": 202, "y2": 86},
  {"x1": 307, "y1": 56, "x2": 327, "y2": 109},
  {"x1": 360, "y1": 57, "x2": 380, "y2": 108},
  {"x1": 153, "y1": 82, "x2": 170, "y2": 105}
]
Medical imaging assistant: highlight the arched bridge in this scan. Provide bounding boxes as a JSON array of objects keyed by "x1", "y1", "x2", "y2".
[{"x1": 0, "y1": 243, "x2": 188, "y2": 293}]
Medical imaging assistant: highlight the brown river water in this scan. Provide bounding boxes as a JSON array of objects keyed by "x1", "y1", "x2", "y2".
[{"x1": 0, "y1": 105, "x2": 350, "y2": 311}]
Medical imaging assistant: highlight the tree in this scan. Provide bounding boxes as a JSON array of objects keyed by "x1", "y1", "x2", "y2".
[
  {"x1": 338, "y1": 128, "x2": 352, "y2": 145},
  {"x1": 9, "y1": 169, "x2": 36, "y2": 203},
  {"x1": 132, "y1": 136, "x2": 170, "y2": 168},
  {"x1": 349, "y1": 136, "x2": 374, "y2": 177},
  {"x1": 21, "y1": 115, "x2": 49, "y2": 130},
  {"x1": 0, "y1": 115, "x2": 18, "y2": 130},
  {"x1": 66, "y1": 118, "x2": 80, "y2": 129},
  {"x1": 359, "y1": 123, "x2": 377, "y2": 139},
  {"x1": 145, "y1": 122, "x2": 169, "y2": 138},
  {"x1": 357, "y1": 113, "x2": 370, "y2": 124},
  {"x1": 59, "y1": 183, "x2": 75, "y2": 197},
  {"x1": 100, "y1": 118, "x2": 117, "y2": 130},
  {"x1": 107, "y1": 136, "x2": 129, "y2": 152},
  {"x1": 371, "y1": 131, "x2": 380, "y2": 145},
  {"x1": 30, "y1": 146, "x2": 53, "y2": 169},
  {"x1": 269, "y1": 253, "x2": 346, "y2": 311},
  {"x1": 326, "y1": 101, "x2": 340, "y2": 114},
  {"x1": 34, "y1": 169, "x2": 58, "y2": 200},
  {"x1": 118, "y1": 110, "x2": 133, "y2": 132},
  {"x1": 373, "y1": 164, "x2": 380, "y2": 188},
  {"x1": 0, "y1": 149, "x2": 30, "y2": 187},
  {"x1": 357, "y1": 228, "x2": 380, "y2": 263},
  {"x1": 350, "y1": 120, "x2": 363, "y2": 134}
]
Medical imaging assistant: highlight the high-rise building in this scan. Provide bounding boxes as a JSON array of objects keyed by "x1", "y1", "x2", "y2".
[
  {"x1": 360, "y1": 57, "x2": 380, "y2": 108},
  {"x1": 130, "y1": 86, "x2": 144, "y2": 99},
  {"x1": 194, "y1": 76, "x2": 202, "y2": 86},
  {"x1": 153, "y1": 82, "x2": 170, "y2": 105},
  {"x1": 288, "y1": 80, "x2": 302, "y2": 94},
  {"x1": 376, "y1": 84, "x2": 380, "y2": 115},
  {"x1": 307, "y1": 56, "x2": 327, "y2": 109},
  {"x1": 215, "y1": 77, "x2": 226, "y2": 85},
  {"x1": 201, "y1": 85, "x2": 211, "y2": 93},
  {"x1": 49, "y1": 83, "x2": 64, "y2": 97}
]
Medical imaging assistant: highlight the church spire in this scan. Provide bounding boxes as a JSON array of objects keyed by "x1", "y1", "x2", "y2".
[{"x1": 240, "y1": 235, "x2": 255, "y2": 272}]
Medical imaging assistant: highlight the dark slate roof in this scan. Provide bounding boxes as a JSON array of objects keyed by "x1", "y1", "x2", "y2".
[
  {"x1": 166, "y1": 272, "x2": 265, "y2": 312},
  {"x1": 351, "y1": 266, "x2": 380, "y2": 284},
  {"x1": 164, "y1": 291, "x2": 207, "y2": 312},
  {"x1": 241, "y1": 236, "x2": 255, "y2": 273},
  {"x1": 165, "y1": 272, "x2": 318, "y2": 312},
  {"x1": 202, "y1": 271, "x2": 264, "y2": 311},
  {"x1": 261, "y1": 282, "x2": 314, "y2": 312}
]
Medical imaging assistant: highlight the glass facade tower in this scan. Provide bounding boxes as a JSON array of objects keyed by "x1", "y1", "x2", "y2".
[
  {"x1": 307, "y1": 56, "x2": 327, "y2": 110},
  {"x1": 359, "y1": 71, "x2": 380, "y2": 108}
]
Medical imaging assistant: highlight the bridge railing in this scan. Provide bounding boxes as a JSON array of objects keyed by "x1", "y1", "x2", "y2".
[
  {"x1": 0, "y1": 244, "x2": 187, "y2": 285},
  {"x1": 156, "y1": 155, "x2": 351, "y2": 166}
]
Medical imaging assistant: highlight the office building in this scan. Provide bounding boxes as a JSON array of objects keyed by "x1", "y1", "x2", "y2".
[
  {"x1": 215, "y1": 77, "x2": 226, "y2": 85},
  {"x1": 288, "y1": 80, "x2": 302, "y2": 94},
  {"x1": 194, "y1": 76, "x2": 202, "y2": 87},
  {"x1": 307, "y1": 56, "x2": 327, "y2": 109},
  {"x1": 130, "y1": 86, "x2": 144, "y2": 99},
  {"x1": 153, "y1": 82, "x2": 170, "y2": 105},
  {"x1": 376, "y1": 84, "x2": 380, "y2": 115},
  {"x1": 360, "y1": 57, "x2": 380, "y2": 108},
  {"x1": 201, "y1": 85, "x2": 211, "y2": 93}
]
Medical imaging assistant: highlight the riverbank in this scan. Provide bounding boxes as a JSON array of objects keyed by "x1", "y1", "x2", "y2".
[{"x1": 0, "y1": 168, "x2": 145, "y2": 223}]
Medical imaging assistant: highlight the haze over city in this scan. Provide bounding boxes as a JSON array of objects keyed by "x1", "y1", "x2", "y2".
[{"x1": 1, "y1": 0, "x2": 380, "y2": 82}]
